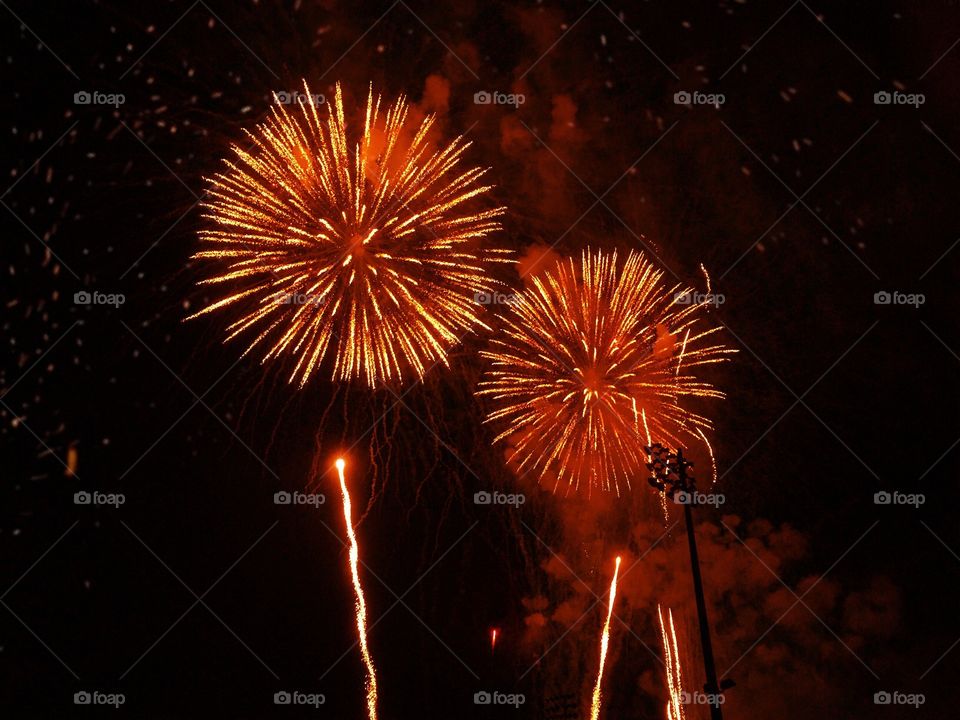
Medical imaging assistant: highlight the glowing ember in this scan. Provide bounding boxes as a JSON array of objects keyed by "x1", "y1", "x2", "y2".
[
  {"x1": 590, "y1": 555, "x2": 622, "y2": 720},
  {"x1": 336, "y1": 458, "x2": 379, "y2": 720}
]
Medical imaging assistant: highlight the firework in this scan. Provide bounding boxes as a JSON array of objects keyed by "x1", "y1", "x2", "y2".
[
  {"x1": 590, "y1": 555, "x2": 622, "y2": 720},
  {"x1": 479, "y1": 249, "x2": 733, "y2": 495},
  {"x1": 658, "y1": 604, "x2": 686, "y2": 720},
  {"x1": 336, "y1": 458, "x2": 379, "y2": 720},
  {"x1": 188, "y1": 82, "x2": 508, "y2": 387}
]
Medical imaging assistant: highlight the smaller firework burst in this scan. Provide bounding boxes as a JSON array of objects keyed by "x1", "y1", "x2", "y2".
[{"x1": 479, "y1": 249, "x2": 733, "y2": 496}]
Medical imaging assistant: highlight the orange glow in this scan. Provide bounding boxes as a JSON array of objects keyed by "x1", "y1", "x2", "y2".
[
  {"x1": 336, "y1": 458, "x2": 379, "y2": 720},
  {"x1": 189, "y1": 81, "x2": 508, "y2": 388},
  {"x1": 590, "y1": 556, "x2": 622, "y2": 720},
  {"x1": 490, "y1": 628, "x2": 498, "y2": 654},
  {"x1": 479, "y1": 249, "x2": 733, "y2": 494}
]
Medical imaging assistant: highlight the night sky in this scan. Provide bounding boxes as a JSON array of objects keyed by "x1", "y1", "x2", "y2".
[{"x1": 2, "y1": 1, "x2": 959, "y2": 718}]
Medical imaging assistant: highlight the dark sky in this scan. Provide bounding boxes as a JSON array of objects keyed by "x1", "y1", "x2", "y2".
[{"x1": 1, "y1": 1, "x2": 959, "y2": 718}]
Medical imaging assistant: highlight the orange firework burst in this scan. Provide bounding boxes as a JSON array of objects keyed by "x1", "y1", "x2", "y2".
[
  {"x1": 188, "y1": 82, "x2": 507, "y2": 387},
  {"x1": 479, "y1": 249, "x2": 733, "y2": 495}
]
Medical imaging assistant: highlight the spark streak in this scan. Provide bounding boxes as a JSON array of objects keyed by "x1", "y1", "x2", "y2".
[
  {"x1": 658, "y1": 604, "x2": 686, "y2": 720},
  {"x1": 590, "y1": 555, "x2": 622, "y2": 720},
  {"x1": 336, "y1": 458, "x2": 379, "y2": 720}
]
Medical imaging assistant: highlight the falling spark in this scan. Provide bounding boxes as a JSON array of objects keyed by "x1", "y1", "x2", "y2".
[
  {"x1": 590, "y1": 555, "x2": 622, "y2": 720},
  {"x1": 336, "y1": 458, "x2": 379, "y2": 720},
  {"x1": 696, "y1": 427, "x2": 718, "y2": 486},
  {"x1": 658, "y1": 604, "x2": 686, "y2": 720},
  {"x1": 490, "y1": 628, "x2": 498, "y2": 654},
  {"x1": 189, "y1": 81, "x2": 508, "y2": 388},
  {"x1": 480, "y1": 249, "x2": 734, "y2": 495}
]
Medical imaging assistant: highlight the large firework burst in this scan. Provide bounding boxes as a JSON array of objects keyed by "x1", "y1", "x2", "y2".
[
  {"x1": 479, "y1": 249, "x2": 733, "y2": 495},
  {"x1": 188, "y1": 82, "x2": 507, "y2": 387}
]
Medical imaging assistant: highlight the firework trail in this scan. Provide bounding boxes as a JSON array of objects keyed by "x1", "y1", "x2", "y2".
[
  {"x1": 336, "y1": 458, "x2": 379, "y2": 720},
  {"x1": 590, "y1": 555, "x2": 622, "y2": 720},
  {"x1": 480, "y1": 249, "x2": 733, "y2": 495},
  {"x1": 658, "y1": 604, "x2": 687, "y2": 720},
  {"x1": 189, "y1": 81, "x2": 508, "y2": 387}
]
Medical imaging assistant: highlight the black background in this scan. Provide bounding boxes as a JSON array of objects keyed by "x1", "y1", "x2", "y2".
[{"x1": 2, "y1": 1, "x2": 959, "y2": 718}]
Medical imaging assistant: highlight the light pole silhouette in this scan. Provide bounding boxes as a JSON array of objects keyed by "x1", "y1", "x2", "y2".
[{"x1": 645, "y1": 443, "x2": 732, "y2": 720}]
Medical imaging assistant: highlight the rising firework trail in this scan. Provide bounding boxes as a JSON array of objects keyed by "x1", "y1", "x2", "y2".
[
  {"x1": 479, "y1": 249, "x2": 733, "y2": 495},
  {"x1": 336, "y1": 458, "x2": 379, "y2": 720},
  {"x1": 590, "y1": 555, "x2": 622, "y2": 720},
  {"x1": 189, "y1": 81, "x2": 508, "y2": 387},
  {"x1": 658, "y1": 605, "x2": 686, "y2": 720}
]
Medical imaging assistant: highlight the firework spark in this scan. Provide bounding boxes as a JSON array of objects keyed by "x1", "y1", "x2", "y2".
[
  {"x1": 590, "y1": 555, "x2": 622, "y2": 720},
  {"x1": 336, "y1": 458, "x2": 379, "y2": 720},
  {"x1": 479, "y1": 249, "x2": 733, "y2": 495},
  {"x1": 189, "y1": 82, "x2": 508, "y2": 387},
  {"x1": 658, "y1": 604, "x2": 686, "y2": 720}
]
